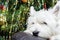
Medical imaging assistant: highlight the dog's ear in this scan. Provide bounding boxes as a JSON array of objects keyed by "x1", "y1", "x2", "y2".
[
  {"x1": 52, "y1": 1, "x2": 60, "y2": 15},
  {"x1": 29, "y1": 6, "x2": 36, "y2": 16}
]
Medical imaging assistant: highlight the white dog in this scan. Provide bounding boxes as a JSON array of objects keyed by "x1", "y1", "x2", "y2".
[
  {"x1": 24, "y1": 6, "x2": 56, "y2": 38},
  {"x1": 24, "y1": 0, "x2": 60, "y2": 39}
]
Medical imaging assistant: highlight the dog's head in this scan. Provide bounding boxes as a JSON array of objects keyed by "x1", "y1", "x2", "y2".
[{"x1": 25, "y1": 6, "x2": 58, "y2": 38}]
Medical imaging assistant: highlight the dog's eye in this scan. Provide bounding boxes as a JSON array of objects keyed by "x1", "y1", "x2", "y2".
[
  {"x1": 43, "y1": 22, "x2": 47, "y2": 25},
  {"x1": 32, "y1": 22, "x2": 34, "y2": 24}
]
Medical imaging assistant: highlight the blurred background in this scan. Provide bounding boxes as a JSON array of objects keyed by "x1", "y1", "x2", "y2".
[{"x1": 0, "y1": 0, "x2": 57, "y2": 40}]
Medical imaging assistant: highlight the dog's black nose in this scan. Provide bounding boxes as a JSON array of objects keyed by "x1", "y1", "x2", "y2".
[{"x1": 33, "y1": 31, "x2": 39, "y2": 36}]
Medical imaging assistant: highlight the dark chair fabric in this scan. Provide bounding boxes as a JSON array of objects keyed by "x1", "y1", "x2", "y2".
[{"x1": 12, "y1": 31, "x2": 48, "y2": 40}]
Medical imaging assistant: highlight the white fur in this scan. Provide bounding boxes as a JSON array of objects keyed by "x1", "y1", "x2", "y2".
[
  {"x1": 53, "y1": 20, "x2": 60, "y2": 35},
  {"x1": 29, "y1": 6, "x2": 36, "y2": 17},
  {"x1": 24, "y1": 6, "x2": 56, "y2": 38},
  {"x1": 29, "y1": 6, "x2": 56, "y2": 29},
  {"x1": 51, "y1": 1, "x2": 60, "y2": 35},
  {"x1": 50, "y1": 1, "x2": 60, "y2": 40},
  {"x1": 24, "y1": 1, "x2": 60, "y2": 39},
  {"x1": 52, "y1": 1, "x2": 60, "y2": 19},
  {"x1": 24, "y1": 23, "x2": 52, "y2": 38},
  {"x1": 26, "y1": 16, "x2": 37, "y2": 29},
  {"x1": 37, "y1": 11, "x2": 56, "y2": 28},
  {"x1": 50, "y1": 35, "x2": 60, "y2": 40}
]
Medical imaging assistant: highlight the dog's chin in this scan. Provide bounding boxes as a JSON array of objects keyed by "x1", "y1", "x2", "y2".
[{"x1": 38, "y1": 33, "x2": 51, "y2": 39}]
